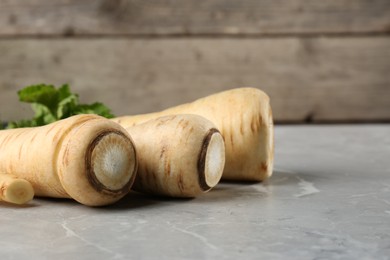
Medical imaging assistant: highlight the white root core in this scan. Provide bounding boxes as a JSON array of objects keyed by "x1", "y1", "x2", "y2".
[{"x1": 204, "y1": 133, "x2": 225, "y2": 188}]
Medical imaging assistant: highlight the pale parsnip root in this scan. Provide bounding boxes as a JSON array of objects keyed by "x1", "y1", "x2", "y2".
[
  {"x1": 0, "y1": 173, "x2": 34, "y2": 205},
  {"x1": 113, "y1": 87, "x2": 273, "y2": 182},
  {"x1": 0, "y1": 114, "x2": 138, "y2": 206},
  {"x1": 126, "y1": 114, "x2": 225, "y2": 197}
]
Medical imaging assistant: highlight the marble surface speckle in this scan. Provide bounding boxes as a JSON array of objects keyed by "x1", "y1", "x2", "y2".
[{"x1": 1, "y1": 125, "x2": 390, "y2": 259}]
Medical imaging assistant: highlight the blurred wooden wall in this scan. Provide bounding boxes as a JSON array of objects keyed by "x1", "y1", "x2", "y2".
[{"x1": 0, "y1": 0, "x2": 389, "y2": 123}]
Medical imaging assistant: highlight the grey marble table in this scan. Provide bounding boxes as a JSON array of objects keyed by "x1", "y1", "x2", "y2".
[{"x1": 1, "y1": 125, "x2": 389, "y2": 260}]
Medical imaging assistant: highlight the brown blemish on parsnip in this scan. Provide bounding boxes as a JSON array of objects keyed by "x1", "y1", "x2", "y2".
[
  {"x1": 178, "y1": 118, "x2": 185, "y2": 126},
  {"x1": 46, "y1": 124, "x2": 57, "y2": 135},
  {"x1": 0, "y1": 137, "x2": 6, "y2": 148},
  {"x1": 250, "y1": 115, "x2": 256, "y2": 132},
  {"x1": 160, "y1": 145, "x2": 167, "y2": 159},
  {"x1": 62, "y1": 143, "x2": 71, "y2": 167},
  {"x1": 0, "y1": 185, "x2": 5, "y2": 197},
  {"x1": 30, "y1": 132, "x2": 38, "y2": 144},
  {"x1": 1, "y1": 134, "x2": 13, "y2": 147},
  {"x1": 18, "y1": 143, "x2": 23, "y2": 160},
  {"x1": 14, "y1": 131, "x2": 24, "y2": 140},
  {"x1": 239, "y1": 121, "x2": 244, "y2": 135},
  {"x1": 229, "y1": 133, "x2": 234, "y2": 147},
  {"x1": 156, "y1": 116, "x2": 177, "y2": 127},
  {"x1": 52, "y1": 127, "x2": 64, "y2": 144},
  {"x1": 179, "y1": 119, "x2": 190, "y2": 130},
  {"x1": 164, "y1": 160, "x2": 171, "y2": 177},
  {"x1": 259, "y1": 114, "x2": 264, "y2": 126},
  {"x1": 229, "y1": 120, "x2": 235, "y2": 147},
  {"x1": 260, "y1": 162, "x2": 268, "y2": 172},
  {"x1": 177, "y1": 173, "x2": 185, "y2": 192}
]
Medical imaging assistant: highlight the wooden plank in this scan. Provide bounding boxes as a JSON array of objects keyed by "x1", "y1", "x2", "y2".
[
  {"x1": 0, "y1": 37, "x2": 389, "y2": 123},
  {"x1": 0, "y1": 0, "x2": 389, "y2": 36}
]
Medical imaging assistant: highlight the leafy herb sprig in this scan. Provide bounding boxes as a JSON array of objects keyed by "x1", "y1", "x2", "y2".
[{"x1": 3, "y1": 84, "x2": 114, "y2": 129}]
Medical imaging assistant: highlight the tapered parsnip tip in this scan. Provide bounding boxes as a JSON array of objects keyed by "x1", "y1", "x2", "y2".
[
  {"x1": 88, "y1": 131, "x2": 137, "y2": 194},
  {"x1": 202, "y1": 131, "x2": 225, "y2": 189},
  {"x1": 4, "y1": 179, "x2": 34, "y2": 205}
]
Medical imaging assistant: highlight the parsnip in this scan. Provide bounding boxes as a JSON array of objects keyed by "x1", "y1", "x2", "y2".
[
  {"x1": 126, "y1": 114, "x2": 225, "y2": 197},
  {"x1": 0, "y1": 114, "x2": 137, "y2": 206},
  {"x1": 113, "y1": 88, "x2": 273, "y2": 181},
  {"x1": 0, "y1": 173, "x2": 34, "y2": 205}
]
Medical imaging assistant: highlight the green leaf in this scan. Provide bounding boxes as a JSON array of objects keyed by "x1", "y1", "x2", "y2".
[
  {"x1": 18, "y1": 84, "x2": 59, "y2": 116},
  {"x1": 76, "y1": 102, "x2": 114, "y2": 118},
  {"x1": 7, "y1": 84, "x2": 115, "y2": 128},
  {"x1": 57, "y1": 84, "x2": 73, "y2": 101},
  {"x1": 7, "y1": 119, "x2": 37, "y2": 129},
  {"x1": 57, "y1": 94, "x2": 79, "y2": 119},
  {"x1": 31, "y1": 103, "x2": 57, "y2": 125}
]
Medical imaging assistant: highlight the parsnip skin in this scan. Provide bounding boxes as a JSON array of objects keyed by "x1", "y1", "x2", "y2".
[
  {"x1": 114, "y1": 88, "x2": 274, "y2": 182},
  {"x1": 0, "y1": 114, "x2": 138, "y2": 206},
  {"x1": 0, "y1": 173, "x2": 34, "y2": 205},
  {"x1": 126, "y1": 115, "x2": 225, "y2": 197}
]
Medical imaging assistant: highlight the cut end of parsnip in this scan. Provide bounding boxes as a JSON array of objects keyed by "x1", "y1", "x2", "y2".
[
  {"x1": 88, "y1": 131, "x2": 137, "y2": 194},
  {"x1": 4, "y1": 179, "x2": 34, "y2": 205},
  {"x1": 199, "y1": 129, "x2": 225, "y2": 190}
]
